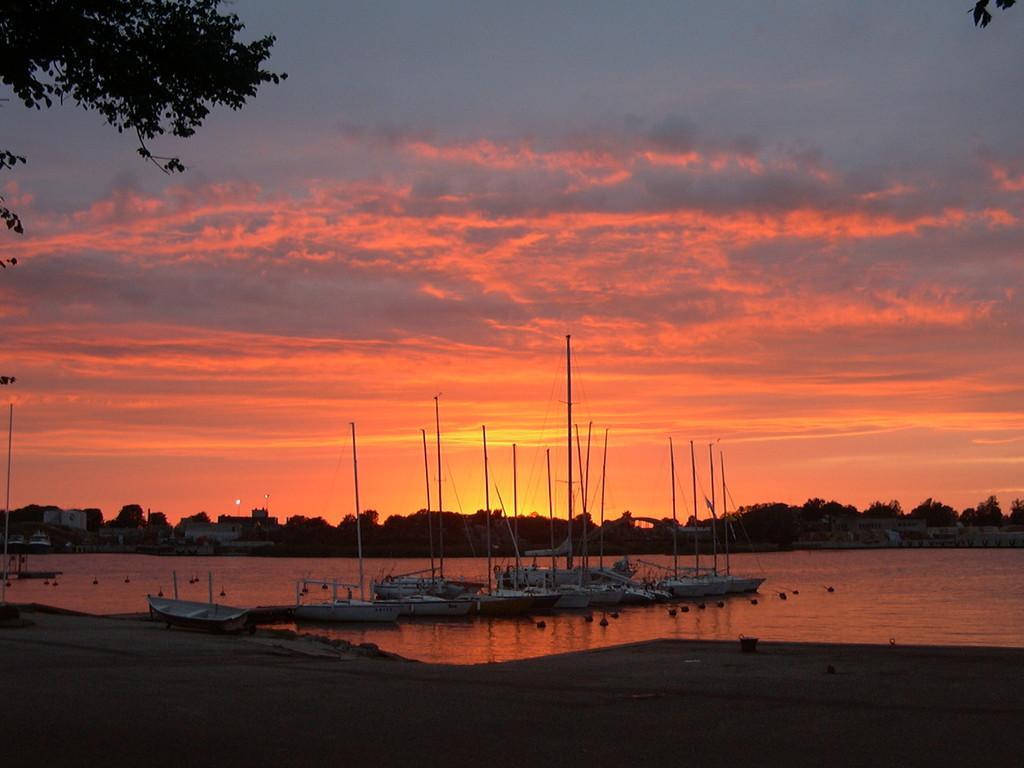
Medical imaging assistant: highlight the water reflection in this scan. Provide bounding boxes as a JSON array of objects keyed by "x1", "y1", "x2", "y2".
[{"x1": 5, "y1": 549, "x2": 1022, "y2": 663}]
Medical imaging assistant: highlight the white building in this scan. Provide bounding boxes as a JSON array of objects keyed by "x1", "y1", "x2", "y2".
[
  {"x1": 42, "y1": 508, "x2": 88, "y2": 531},
  {"x1": 181, "y1": 521, "x2": 243, "y2": 543}
]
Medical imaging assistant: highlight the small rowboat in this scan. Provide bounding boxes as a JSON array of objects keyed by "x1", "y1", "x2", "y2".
[{"x1": 147, "y1": 596, "x2": 249, "y2": 633}]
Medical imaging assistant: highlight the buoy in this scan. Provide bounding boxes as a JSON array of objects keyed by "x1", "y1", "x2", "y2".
[
  {"x1": 681, "y1": 605, "x2": 690, "y2": 613},
  {"x1": 779, "y1": 592, "x2": 787, "y2": 600},
  {"x1": 536, "y1": 620, "x2": 546, "y2": 629},
  {"x1": 301, "y1": 584, "x2": 309, "y2": 594},
  {"x1": 584, "y1": 614, "x2": 594, "y2": 623},
  {"x1": 610, "y1": 611, "x2": 619, "y2": 619},
  {"x1": 43, "y1": 579, "x2": 49, "y2": 585},
  {"x1": 668, "y1": 608, "x2": 677, "y2": 617},
  {"x1": 158, "y1": 588, "x2": 164, "y2": 597},
  {"x1": 125, "y1": 577, "x2": 130, "y2": 584},
  {"x1": 716, "y1": 601, "x2": 725, "y2": 608},
  {"x1": 826, "y1": 586, "x2": 835, "y2": 593},
  {"x1": 220, "y1": 587, "x2": 226, "y2": 597},
  {"x1": 792, "y1": 590, "x2": 800, "y2": 595},
  {"x1": 599, "y1": 616, "x2": 609, "y2": 627},
  {"x1": 750, "y1": 598, "x2": 758, "y2": 605},
  {"x1": 889, "y1": 637, "x2": 896, "y2": 646},
  {"x1": 826, "y1": 665, "x2": 836, "y2": 675},
  {"x1": 698, "y1": 602, "x2": 706, "y2": 610},
  {"x1": 52, "y1": 580, "x2": 59, "y2": 587},
  {"x1": 93, "y1": 577, "x2": 99, "y2": 585},
  {"x1": 321, "y1": 583, "x2": 328, "y2": 590}
]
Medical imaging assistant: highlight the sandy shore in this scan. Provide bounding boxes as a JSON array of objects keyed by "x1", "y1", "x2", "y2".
[{"x1": 1, "y1": 607, "x2": 1020, "y2": 767}]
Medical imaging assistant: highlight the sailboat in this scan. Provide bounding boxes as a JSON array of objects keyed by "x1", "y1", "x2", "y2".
[
  {"x1": 656, "y1": 438, "x2": 714, "y2": 598},
  {"x1": 466, "y1": 425, "x2": 539, "y2": 617},
  {"x1": 294, "y1": 423, "x2": 400, "y2": 623},
  {"x1": 371, "y1": 398, "x2": 484, "y2": 601},
  {"x1": 294, "y1": 578, "x2": 400, "y2": 622},
  {"x1": 546, "y1": 447, "x2": 589, "y2": 608},
  {"x1": 502, "y1": 337, "x2": 645, "y2": 603},
  {"x1": 717, "y1": 449, "x2": 765, "y2": 594}
]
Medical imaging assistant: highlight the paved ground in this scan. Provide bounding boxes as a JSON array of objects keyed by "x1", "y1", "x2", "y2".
[{"x1": 1, "y1": 609, "x2": 1021, "y2": 767}]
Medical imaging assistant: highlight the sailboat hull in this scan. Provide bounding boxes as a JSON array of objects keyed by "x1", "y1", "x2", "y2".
[
  {"x1": 584, "y1": 587, "x2": 624, "y2": 606},
  {"x1": 467, "y1": 595, "x2": 535, "y2": 617},
  {"x1": 383, "y1": 597, "x2": 474, "y2": 617},
  {"x1": 702, "y1": 578, "x2": 731, "y2": 595},
  {"x1": 524, "y1": 593, "x2": 561, "y2": 614},
  {"x1": 660, "y1": 578, "x2": 710, "y2": 598},
  {"x1": 553, "y1": 591, "x2": 590, "y2": 609},
  {"x1": 726, "y1": 576, "x2": 765, "y2": 593},
  {"x1": 295, "y1": 600, "x2": 400, "y2": 623}
]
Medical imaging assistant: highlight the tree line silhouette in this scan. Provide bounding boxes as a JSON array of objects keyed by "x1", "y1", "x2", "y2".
[{"x1": 5, "y1": 494, "x2": 1022, "y2": 556}]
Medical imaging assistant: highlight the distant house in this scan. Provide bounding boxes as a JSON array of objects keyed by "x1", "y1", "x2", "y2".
[
  {"x1": 216, "y1": 507, "x2": 279, "y2": 533},
  {"x1": 182, "y1": 521, "x2": 243, "y2": 544},
  {"x1": 98, "y1": 526, "x2": 146, "y2": 545},
  {"x1": 42, "y1": 508, "x2": 88, "y2": 531},
  {"x1": 831, "y1": 516, "x2": 925, "y2": 538}
]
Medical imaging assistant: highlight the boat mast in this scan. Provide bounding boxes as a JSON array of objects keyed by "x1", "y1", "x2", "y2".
[
  {"x1": 512, "y1": 443, "x2": 520, "y2": 588},
  {"x1": 434, "y1": 394, "x2": 444, "y2": 579},
  {"x1": 351, "y1": 422, "x2": 364, "y2": 600},
  {"x1": 721, "y1": 449, "x2": 730, "y2": 576},
  {"x1": 482, "y1": 425, "x2": 492, "y2": 593},
  {"x1": 574, "y1": 423, "x2": 587, "y2": 576},
  {"x1": 1, "y1": 404, "x2": 10, "y2": 604},
  {"x1": 709, "y1": 442, "x2": 717, "y2": 575},
  {"x1": 581, "y1": 422, "x2": 592, "y2": 570},
  {"x1": 690, "y1": 440, "x2": 699, "y2": 574},
  {"x1": 598, "y1": 428, "x2": 608, "y2": 571},
  {"x1": 670, "y1": 437, "x2": 678, "y2": 578},
  {"x1": 565, "y1": 334, "x2": 573, "y2": 571},
  {"x1": 546, "y1": 448, "x2": 556, "y2": 583},
  {"x1": 421, "y1": 428, "x2": 434, "y2": 577}
]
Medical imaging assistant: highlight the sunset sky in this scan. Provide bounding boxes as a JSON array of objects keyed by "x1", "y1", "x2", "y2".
[{"x1": 2, "y1": 2, "x2": 1023, "y2": 524}]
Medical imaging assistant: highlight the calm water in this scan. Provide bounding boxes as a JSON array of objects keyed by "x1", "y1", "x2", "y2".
[{"x1": 5, "y1": 549, "x2": 1022, "y2": 663}]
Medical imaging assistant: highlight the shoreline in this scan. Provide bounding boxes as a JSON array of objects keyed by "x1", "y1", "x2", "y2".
[
  {"x1": 14, "y1": 541, "x2": 1024, "y2": 558},
  {"x1": 1, "y1": 608, "x2": 1021, "y2": 766},
  {"x1": 9, "y1": 602, "x2": 1024, "y2": 656}
]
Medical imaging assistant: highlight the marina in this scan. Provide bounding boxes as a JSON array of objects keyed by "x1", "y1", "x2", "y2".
[
  {"x1": 2, "y1": 3, "x2": 1022, "y2": 766},
  {"x1": 2, "y1": 548, "x2": 1021, "y2": 664}
]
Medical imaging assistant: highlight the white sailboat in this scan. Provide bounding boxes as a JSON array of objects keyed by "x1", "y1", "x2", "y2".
[
  {"x1": 658, "y1": 439, "x2": 722, "y2": 598},
  {"x1": 471, "y1": 425, "x2": 541, "y2": 617},
  {"x1": 371, "y1": 398, "x2": 484, "y2": 601},
  {"x1": 717, "y1": 449, "x2": 765, "y2": 594},
  {"x1": 294, "y1": 423, "x2": 400, "y2": 624},
  {"x1": 382, "y1": 593, "x2": 474, "y2": 617},
  {"x1": 545, "y1": 448, "x2": 589, "y2": 609},
  {"x1": 294, "y1": 578, "x2": 400, "y2": 622}
]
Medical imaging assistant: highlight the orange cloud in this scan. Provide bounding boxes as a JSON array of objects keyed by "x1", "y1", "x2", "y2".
[{"x1": 5, "y1": 131, "x2": 1024, "y2": 521}]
